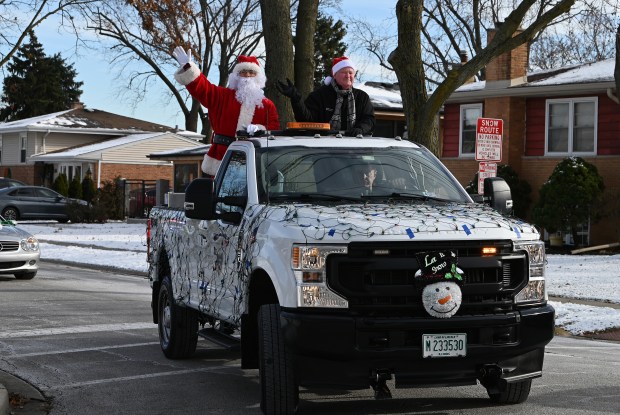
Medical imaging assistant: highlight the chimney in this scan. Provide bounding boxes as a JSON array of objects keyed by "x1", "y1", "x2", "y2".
[
  {"x1": 459, "y1": 50, "x2": 476, "y2": 84},
  {"x1": 485, "y1": 24, "x2": 528, "y2": 87},
  {"x1": 459, "y1": 50, "x2": 468, "y2": 64},
  {"x1": 71, "y1": 101, "x2": 85, "y2": 110}
]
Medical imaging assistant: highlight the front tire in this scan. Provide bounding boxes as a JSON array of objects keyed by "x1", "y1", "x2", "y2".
[
  {"x1": 2, "y1": 207, "x2": 18, "y2": 221},
  {"x1": 158, "y1": 275, "x2": 198, "y2": 359},
  {"x1": 487, "y1": 379, "x2": 532, "y2": 404},
  {"x1": 258, "y1": 304, "x2": 298, "y2": 414}
]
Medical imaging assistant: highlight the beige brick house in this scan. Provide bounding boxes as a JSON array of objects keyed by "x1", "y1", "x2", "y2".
[{"x1": 0, "y1": 104, "x2": 204, "y2": 188}]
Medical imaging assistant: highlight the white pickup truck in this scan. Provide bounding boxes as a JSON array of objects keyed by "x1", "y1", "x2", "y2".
[{"x1": 147, "y1": 129, "x2": 554, "y2": 414}]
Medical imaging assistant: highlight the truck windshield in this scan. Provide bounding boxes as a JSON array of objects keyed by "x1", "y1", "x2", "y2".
[{"x1": 256, "y1": 146, "x2": 471, "y2": 204}]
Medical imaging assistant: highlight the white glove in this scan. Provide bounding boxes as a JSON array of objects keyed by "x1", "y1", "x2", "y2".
[
  {"x1": 246, "y1": 124, "x2": 265, "y2": 135},
  {"x1": 173, "y1": 46, "x2": 192, "y2": 66}
]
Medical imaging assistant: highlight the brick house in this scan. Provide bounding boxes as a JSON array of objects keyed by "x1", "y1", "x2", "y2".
[
  {"x1": 0, "y1": 104, "x2": 203, "y2": 188},
  {"x1": 441, "y1": 28, "x2": 620, "y2": 245}
]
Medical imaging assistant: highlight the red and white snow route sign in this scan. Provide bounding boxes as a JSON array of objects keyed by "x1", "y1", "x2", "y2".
[{"x1": 475, "y1": 118, "x2": 503, "y2": 162}]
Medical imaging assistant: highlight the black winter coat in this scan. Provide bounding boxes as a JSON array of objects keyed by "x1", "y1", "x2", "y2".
[{"x1": 291, "y1": 84, "x2": 375, "y2": 135}]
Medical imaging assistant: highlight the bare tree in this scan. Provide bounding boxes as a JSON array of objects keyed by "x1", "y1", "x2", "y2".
[
  {"x1": 349, "y1": 0, "x2": 616, "y2": 89},
  {"x1": 259, "y1": 0, "x2": 295, "y2": 126},
  {"x1": 389, "y1": 0, "x2": 577, "y2": 155},
  {"x1": 0, "y1": 0, "x2": 95, "y2": 69},
  {"x1": 78, "y1": 0, "x2": 263, "y2": 135}
]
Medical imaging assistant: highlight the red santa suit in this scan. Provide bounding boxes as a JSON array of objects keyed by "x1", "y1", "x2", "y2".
[{"x1": 174, "y1": 55, "x2": 279, "y2": 176}]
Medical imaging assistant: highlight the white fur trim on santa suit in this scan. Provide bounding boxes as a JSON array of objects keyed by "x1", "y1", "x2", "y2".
[
  {"x1": 237, "y1": 102, "x2": 256, "y2": 131},
  {"x1": 174, "y1": 62, "x2": 201, "y2": 86},
  {"x1": 202, "y1": 153, "x2": 221, "y2": 176},
  {"x1": 233, "y1": 61, "x2": 262, "y2": 76}
]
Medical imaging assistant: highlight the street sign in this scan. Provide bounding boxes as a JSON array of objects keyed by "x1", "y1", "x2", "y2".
[
  {"x1": 475, "y1": 118, "x2": 503, "y2": 162},
  {"x1": 477, "y1": 162, "x2": 497, "y2": 195}
]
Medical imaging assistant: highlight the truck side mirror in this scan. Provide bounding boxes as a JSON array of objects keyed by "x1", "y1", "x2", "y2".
[
  {"x1": 483, "y1": 177, "x2": 513, "y2": 215},
  {"x1": 184, "y1": 178, "x2": 215, "y2": 220}
]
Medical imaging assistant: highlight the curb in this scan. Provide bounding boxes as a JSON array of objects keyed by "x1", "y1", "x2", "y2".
[
  {"x1": 0, "y1": 383, "x2": 8, "y2": 415},
  {"x1": 0, "y1": 369, "x2": 49, "y2": 415}
]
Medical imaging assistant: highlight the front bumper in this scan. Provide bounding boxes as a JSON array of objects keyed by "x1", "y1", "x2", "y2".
[
  {"x1": 0, "y1": 250, "x2": 39, "y2": 275},
  {"x1": 281, "y1": 304, "x2": 555, "y2": 389}
]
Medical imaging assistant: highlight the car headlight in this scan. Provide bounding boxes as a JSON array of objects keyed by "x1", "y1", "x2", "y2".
[
  {"x1": 21, "y1": 236, "x2": 40, "y2": 252},
  {"x1": 514, "y1": 241, "x2": 547, "y2": 304},
  {"x1": 291, "y1": 245, "x2": 348, "y2": 308}
]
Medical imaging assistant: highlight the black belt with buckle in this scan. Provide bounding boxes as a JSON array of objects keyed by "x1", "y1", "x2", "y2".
[{"x1": 212, "y1": 134, "x2": 236, "y2": 146}]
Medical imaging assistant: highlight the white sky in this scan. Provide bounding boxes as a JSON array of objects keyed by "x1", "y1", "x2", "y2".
[{"x1": 15, "y1": 221, "x2": 620, "y2": 337}]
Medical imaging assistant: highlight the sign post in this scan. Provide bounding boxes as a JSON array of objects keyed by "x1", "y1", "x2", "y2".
[{"x1": 475, "y1": 118, "x2": 503, "y2": 194}]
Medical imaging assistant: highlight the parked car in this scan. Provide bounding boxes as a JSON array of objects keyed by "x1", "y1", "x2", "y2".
[
  {"x1": 0, "y1": 178, "x2": 26, "y2": 189},
  {"x1": 0, "y1": 186, "x2": 87, "y2": 222},
  {"x1": 0, "y1": 216, "x2": 39, "y2": 279}
]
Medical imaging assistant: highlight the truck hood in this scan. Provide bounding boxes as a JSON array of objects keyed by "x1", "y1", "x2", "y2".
[{"x1": 258, "y1": 201, "x2": 539, "y2": 242}]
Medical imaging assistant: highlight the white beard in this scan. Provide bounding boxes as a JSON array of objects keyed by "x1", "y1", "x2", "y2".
[{"x1": 235, "y1": 77, "x2": 265, "y2": 108}]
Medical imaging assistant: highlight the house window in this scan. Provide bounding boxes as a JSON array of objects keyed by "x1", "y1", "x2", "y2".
[
  {"x1": 20, "y1": 135, "x2": 27, "y2": 163},
  {"x1": 546, "y1": 98, "x2": 597, "y2": 155},
  {"x1": 459, "y1": 104, "x2": 482, "y2": 156},
  {"x1": 59, "y1": 164, "x2": 83, "y2": 182}
]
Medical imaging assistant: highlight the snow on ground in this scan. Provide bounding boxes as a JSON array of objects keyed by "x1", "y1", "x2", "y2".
[{"x1": 16, "y1": 221, "x2": 620, "y2": 336}]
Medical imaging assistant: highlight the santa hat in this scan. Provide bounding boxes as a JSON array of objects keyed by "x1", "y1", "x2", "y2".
[
  {"x1": 232, "y1": 55, "x2": 263, "y2": 75},
  {"x1": 324, "y1": 56, "x2": 356, "y2": 85}
]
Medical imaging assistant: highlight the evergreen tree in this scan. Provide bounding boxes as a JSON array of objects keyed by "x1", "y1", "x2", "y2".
[
  {"x1": 68, "y1": 174, "x2": 83, "y2": 199},
  {"x1": 313, "y1": 13, "x2": 347, "y2": 87},
  {"x1": 53, "y1": 173, "x2": 69, "y2": 197},
  {"x1": 532, "y1": 157, "x2": 605, "y2": 245},
  {"x1": 0, "y1": 31, "x2": 83, "y2": 121},
  {"x1": 81, "y1": 170, "x2": 97, "y2": 204}
]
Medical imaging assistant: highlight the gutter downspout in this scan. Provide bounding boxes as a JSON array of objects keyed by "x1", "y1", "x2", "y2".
[
  {"x1": 42, "y1": 129, "x2": 51, "y2": 153},
  {"x1": 97, "y1": 160, "x2": 102, "y2": 188},
  {"x1": 607, "y1": 88, "x2": 619, "y2": 104}
]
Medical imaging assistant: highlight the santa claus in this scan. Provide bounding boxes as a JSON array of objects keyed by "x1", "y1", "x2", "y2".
[{"x1": 173, "y1": 47, "x2": 280, "y2": 176}]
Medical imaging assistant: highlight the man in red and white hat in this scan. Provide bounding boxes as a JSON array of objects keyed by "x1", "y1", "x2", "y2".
[
  {"x1": 277, "y1": 56, "x2": 374, "y2": 136},
  {"x1": 173, "y1": 47, "x2": 280, "y2": 176}
]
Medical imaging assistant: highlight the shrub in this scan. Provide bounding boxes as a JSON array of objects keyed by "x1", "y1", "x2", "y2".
[
  {"x1": 68, "y1": 174, "x2": 83, "y2": 199},
  {"x1": 82, "y1": 170, "x2": 97, "y2": 204},
  {"x1": 53, "y1": 173, "x2": 69, "y2": 196},
  {"x1": 93, "y1": 177, "x2": 125, "y2": 220},
  {"x1": 466, "y1": 164, "x2": 532, "y2": 219},
  {"x1": 532, "y1": 157, "x2": 604, "y2": 245}
]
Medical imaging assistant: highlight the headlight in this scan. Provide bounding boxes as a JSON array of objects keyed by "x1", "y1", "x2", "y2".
[
  {"x1": 514, "y1": 241, "x2": 547, "y2": 304},
  {"x1": 292, "y1": 245, "x2": 348, "y2": 308},
  {"x1": 21, "y1": 236, "x2": 40, "y2": 252}
]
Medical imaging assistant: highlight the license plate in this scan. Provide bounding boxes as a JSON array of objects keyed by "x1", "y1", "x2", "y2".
[{"x1": 423, "y1": 333, "x2": 467, "y2": 358}]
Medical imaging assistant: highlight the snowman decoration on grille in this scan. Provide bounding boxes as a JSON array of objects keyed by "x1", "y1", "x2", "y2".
[{"x1": 416, "y1": 250, "x2": 464, "y2": 318}]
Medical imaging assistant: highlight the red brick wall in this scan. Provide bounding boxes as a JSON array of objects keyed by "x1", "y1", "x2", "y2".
[
  {"x1": 1, "y1": 164, "x2": 44, "y2": 185},
  {"x1": 99, "y1": 163, "x2": 173, "y2": 185},
  {"x1": 520, "y1": 157, "x2": 620, "y2": 245}
]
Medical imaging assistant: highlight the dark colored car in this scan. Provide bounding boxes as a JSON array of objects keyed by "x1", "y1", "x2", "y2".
[
  {"x1": 0, "y1": 178, "x2": 26, "y2": 189},
  {"x1": 0, "y1": 186, "x2": 87, "y2": 222}
]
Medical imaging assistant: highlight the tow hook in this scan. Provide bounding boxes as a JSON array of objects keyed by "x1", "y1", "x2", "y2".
[{"x1": 370, "y1": 369, "x2": 392, "y2": 400}]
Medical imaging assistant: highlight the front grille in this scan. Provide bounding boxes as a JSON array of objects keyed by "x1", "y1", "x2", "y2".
[
  {"x1": 0, "y1": 261, "x2": 26, "y2": 269},
  {"x1": 327, "y1": 240, "x2": 528, "y2": 316},
  {"x1": 0, "y1": 241, "x2": 19, "y2": 252}
]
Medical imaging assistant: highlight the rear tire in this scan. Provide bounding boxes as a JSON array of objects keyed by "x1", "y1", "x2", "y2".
[
  {"x1": 258, "y1": 304, "x2": 298, "y2": 414},
  {"x1": 2, "y1": 207, "x2": 18, "y2": 221},
  {"x1": 158, "y1": 275, "x2": 198, "y2": 359},
  {"x1": 487, "y1": 379, "x2": 532, "y2": 404},
  {"x1": 14, "y1": 271, "x2": 37, "y2": 280}
]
